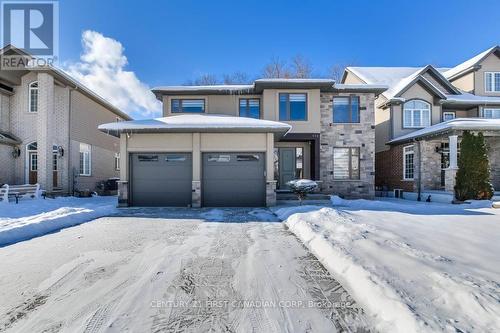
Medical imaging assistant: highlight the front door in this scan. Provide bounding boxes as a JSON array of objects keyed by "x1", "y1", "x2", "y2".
[
  {"x1": 29, "y1": 152, "x2": 38, "y2": 184},
  {"x1": 279, "y1": 148, "x2": 296, "y2": 190}
]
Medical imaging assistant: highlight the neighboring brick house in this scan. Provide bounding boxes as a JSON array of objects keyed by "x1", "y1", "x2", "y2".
[
  {"x1": 0, "y1": 46, "x2": 131, "y2": 194},
  {"x1": 99, "y1": 79, "x2": 386, "y2": 207},
  {"x1": 342, "y1": 46, "x2": 500, "y2": 198}
]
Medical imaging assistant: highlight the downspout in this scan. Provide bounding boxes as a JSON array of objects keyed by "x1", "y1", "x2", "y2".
[
  {"x1": 417, "y1": 139, "x2": 422, "y2": 201},
  {"x1": 68, "y1": 88, "x2": 72, "y2": 194}
]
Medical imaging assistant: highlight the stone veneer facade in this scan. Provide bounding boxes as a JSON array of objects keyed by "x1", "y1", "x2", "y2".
[{"x1": 319, "y1": 93, "x2": 376, "y2": 199}]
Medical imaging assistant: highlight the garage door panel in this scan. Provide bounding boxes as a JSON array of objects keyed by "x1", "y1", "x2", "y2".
[
  {"x1": 202, "y1": 153, "x2": 265, "y2": 207},
  {"x1": 131, "y1": 153, "x2": 192, "y2": 207}
]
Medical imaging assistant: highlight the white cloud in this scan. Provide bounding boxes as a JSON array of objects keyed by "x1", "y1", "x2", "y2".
[{"x1": 65, "y1": 30, "x2": 160, "y2": 119}]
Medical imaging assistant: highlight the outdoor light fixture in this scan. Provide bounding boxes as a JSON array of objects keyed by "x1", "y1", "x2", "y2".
[
  {"x1": 11, "y1": 146, "x2": 20, "y2": 158},
  {"x1": 57, "y1": 146, "x2": 64, "y2": 157}
]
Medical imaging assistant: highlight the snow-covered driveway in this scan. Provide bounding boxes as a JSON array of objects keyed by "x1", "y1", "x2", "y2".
[{"x1": 0, "y1": 208, "x2": 369, "y2": 332}]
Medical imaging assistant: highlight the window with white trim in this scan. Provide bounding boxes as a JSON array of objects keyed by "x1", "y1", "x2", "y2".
[
  {"x1": 79, "y1": 143, "x2": 91, "y2": 176},
  {"x1": 442, "y1": 111, "x2": 456, "y2": 122},
  {"x1": 28, "y1": 81, "x2": 38, "y2": 113},
  {"x1": 482, "y1": 108, "x2": 500, "y2": 119},
  {"x1": 403, "y1": 100, "x2": 431, "y2": 128},
  {"x1": 485, "y1": 72, "x2": 500, "y2": 92},
  {"x1": 403, "y1": 145, "x2": 415, "y2": 180},
  {"x1": 333, "y1": 147, "x2": 360, "y2": 180},
  {"x1": 114, "y1": 153, "x2": 120, "y2": 170}
]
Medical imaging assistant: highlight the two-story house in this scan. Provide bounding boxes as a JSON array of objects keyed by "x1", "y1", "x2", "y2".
[
  {"x1": 0, "y1": 46, "x2": 131, "y2": 195},
  {"x1": 342, "y1": 46, "x2": 500, "y2": 198},
  {"x1": 99, "y1": 79, "x2": 386, "y2": 207}
]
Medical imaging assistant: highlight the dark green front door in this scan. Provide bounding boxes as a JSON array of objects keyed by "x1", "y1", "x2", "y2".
[{"x1": 279, "y1": 148, "x2": 296, "y2": 189}]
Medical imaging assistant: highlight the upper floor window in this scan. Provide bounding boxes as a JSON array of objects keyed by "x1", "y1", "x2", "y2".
[
  {"x1": 114, "y1": 153, "x2": 120, "y2": 170},
  {"x1": 279, "y1": 93, "x2": 307, "y2": 121},
  {"x1": 485, "y1": 72, "x2": 500, "y2": 92},
  {"x1": 403, "y1": 100, "x2": 431, "y2": 128},
  {"x1": 482, "y1": 108, "x2": 500, "y2": 119},
  {"x1": 28, "y1": 81, "x2": 38, "y2": 113},
  {"x1": 333, "y1": 96, "x2": 360, "y2": 123},
  {"x1": 442, "y1": 111, "x2": 456, "y2": 122},
  {"x1": 171, "y1": 99, "x2": 205, "y2": 113},
  {"x1": 239, "y1": 98, "x2": 260, "y2": 119}
]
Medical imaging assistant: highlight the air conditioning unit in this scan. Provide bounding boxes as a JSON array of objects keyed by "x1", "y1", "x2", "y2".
[{"x1": 394, "y1": 189, "x2": 404, "y2": 198}]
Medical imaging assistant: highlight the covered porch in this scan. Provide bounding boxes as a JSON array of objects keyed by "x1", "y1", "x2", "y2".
[{"x1": 389, "y1": 118, "x2": 500, "y2": 197}]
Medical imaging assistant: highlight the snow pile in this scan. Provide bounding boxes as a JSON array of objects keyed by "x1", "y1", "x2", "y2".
[
  {"x1": 0, "y1": 196, "x2": 118, "y2": 246},
  {"x1": 277, "y1": 199, "x2": 500, "y2": 332}
]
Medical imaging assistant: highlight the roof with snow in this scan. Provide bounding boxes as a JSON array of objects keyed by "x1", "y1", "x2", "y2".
[
  {"x1": 388, "y1": 118, "x2": 500, "y2": 144},
  {"x1": 98, "y1": 114, "x2": 292, "y2": 136},
  {"x1": 152, "y1": 79, "x2": 387, "y2": 98},
  {"x1": 345, "y1": 65, "x2": 458, "y2": 100},
  {"x1": 442, "y1": 46, "x2": 500, "y2": 80}
]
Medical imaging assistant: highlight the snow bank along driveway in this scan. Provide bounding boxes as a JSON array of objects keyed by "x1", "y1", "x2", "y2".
[
  {"x1": 0, "y1": 208, "x2": 370, "y2": 332},
  {"x1": 277, "y1": 198, "x2": 500, "y2": 333},
  {"x1": 0, "y1": 196, "x2": 118, "y2": 246}
]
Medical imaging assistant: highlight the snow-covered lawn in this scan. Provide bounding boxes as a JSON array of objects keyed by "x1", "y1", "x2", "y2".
[
  {"x1": 275, "y1": 197, "x2": 500, "y2": 332},
  {"x1": 0, "y1": 196, "x2": 118, "y2": 246}
]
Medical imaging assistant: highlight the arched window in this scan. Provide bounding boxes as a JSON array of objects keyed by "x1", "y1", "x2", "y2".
[
  {"x1": 403, "y1": 100, "x2": 431, "y2": 128},
  {"x1": 28, "y1": 81, "x2": 38, "y2": 113}
]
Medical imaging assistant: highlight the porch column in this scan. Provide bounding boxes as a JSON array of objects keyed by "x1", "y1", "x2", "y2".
[
  {"x1": 449, "y1": 135, "x2": 458, "y2": 169},
  {"x1": 191, "y1": 133, "x2": 201, "y2": 208},
  {"x1": 444, "y1": 134, "x2": 459, "y2": 193}
]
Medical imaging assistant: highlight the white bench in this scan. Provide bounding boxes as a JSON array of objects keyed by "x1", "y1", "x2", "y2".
[{"x1": 0, "y1": 184, "x2": 44, "y2": 204}]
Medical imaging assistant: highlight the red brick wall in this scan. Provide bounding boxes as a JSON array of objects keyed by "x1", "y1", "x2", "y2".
[{"x1": 375, "y1": 144, "x2": 415, "y2": 192}]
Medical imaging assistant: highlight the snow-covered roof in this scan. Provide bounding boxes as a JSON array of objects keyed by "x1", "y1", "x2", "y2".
[
  {"x1": 346, "y1": 66, "x2": 453, "y2": 100},
  {"x1": 152, "y1": 85, "x2": 254, "y2": 92},
  {"x1": 388, "y1": 118, "x2": 500, "y2": 144},
  {"x1": 152, "y1": 78, "x2": 387, "y2": 97},
  {"x1": 441, "y1": 92, "x2": 500, "y2": 105},
  {"x1": 98, "y1": 114, "x2": 292, "y2": 136},
  {"x1": 443, "y1": 46, "x2": 499, "y2": 80}
]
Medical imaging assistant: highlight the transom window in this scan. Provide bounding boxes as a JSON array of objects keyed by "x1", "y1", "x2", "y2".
[
  {"x1": 403, "y1": 100, "x2": 431, "y2": 128},
  {"x1": 333, "y1": 96, "x2": 360, "y2": 123},
  {"x1": 333, "y1": 147, "x2": 360, "y2": 180},
  {"x1": 79, "y1": 143, "x2": 91, "y2": 176},
  {"x1": 403, "y1": 145, "x2": 414, "y2": 180},
  {"x1": 239, "y1": 98, "x2": 260, "y2": 119},
  {"x1": 482, "y1": 108, "x2": 500, "y2": 119},
  {"x1": 442, "y1": 111, "x2": 456, "y2": 122},
  {"x1": 279, "y1": 93, "x2": 307, "y2": 121},
  {"x1": 485, "y1": 72, "x2": 500, "y2": 92},
  {"x1": 171, "y1": 99, "x2": 205, "y2": 113},
  {"x1": 29, "y1": 81, "x2": 38, "y2": 113}
]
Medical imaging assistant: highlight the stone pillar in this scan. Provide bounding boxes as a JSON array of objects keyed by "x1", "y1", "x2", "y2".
[
  {"x1": 192, "y1": 181, "x2": 201, "y2": 208},
  {"x1": 266, "y1": 181, "x2": 277, "y2": 207},
  {"x1": 192, "y1": 133, "x2": 201, "y2": 208},
  {"x1": 36, "y1": 73, "x2": 54, "y2": 192},
  {"x1": 117, "y1": 180, "x2": 129, "y2": 207},
  {"x1": 444, "y1": 168, "x2": 457, "y2": 193}
]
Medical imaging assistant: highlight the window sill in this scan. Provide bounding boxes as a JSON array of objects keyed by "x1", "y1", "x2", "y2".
[
  {"x1": 79, "y1": 174, "x2": 92, "y2": 177},
  {"x1": 402, "y1": 179, "x2": 414, "y2": 181},
  {"x1": 332, "y1": 179, "x2": 362, "y2": 182}
]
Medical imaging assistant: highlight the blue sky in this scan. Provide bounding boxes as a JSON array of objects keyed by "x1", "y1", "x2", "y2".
[{"x1": 55, "y1": 0, "x2": 500, "y2": 117}]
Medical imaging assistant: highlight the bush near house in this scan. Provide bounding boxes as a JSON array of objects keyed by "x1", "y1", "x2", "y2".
[
  {"x1": 287, "y1": 179, "x2": 318, "y2": 205},
  {"x1": 454, "y1": 131, "x2": 494, "y2": 201}
]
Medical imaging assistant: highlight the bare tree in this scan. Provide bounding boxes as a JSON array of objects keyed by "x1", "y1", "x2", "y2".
[
  {"x1": 223, "y1": 71, "x2": 251, "y2": 84},
  {"x1": 184, "y1": 74, "x2": 219, "y2": 86},
  {"x1": 261, "y1": 57, "x2": 291, "y2": 78},
  {"x1": 291, "y1": 55, "x2": 312, "y2": 78}
]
